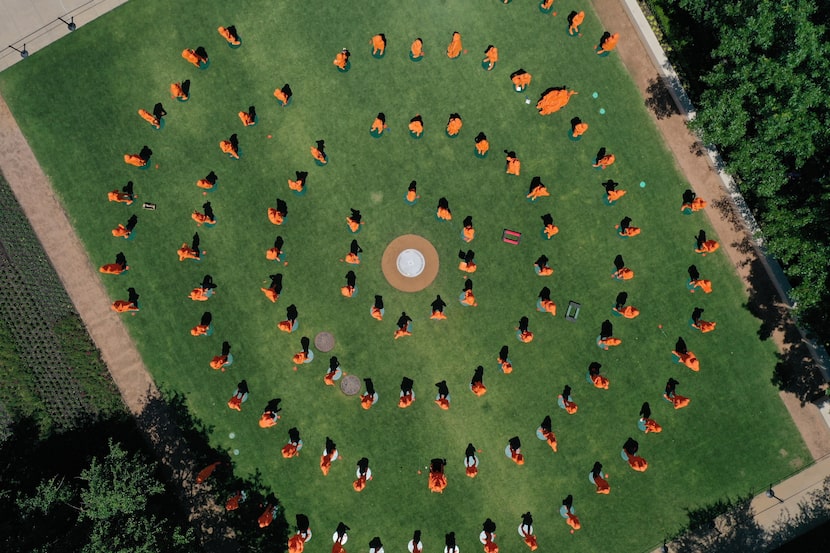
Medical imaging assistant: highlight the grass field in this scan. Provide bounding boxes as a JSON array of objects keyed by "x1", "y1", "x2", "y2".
[{"x1": 0, "y1": 0, "x2": 809, "y2": 551}]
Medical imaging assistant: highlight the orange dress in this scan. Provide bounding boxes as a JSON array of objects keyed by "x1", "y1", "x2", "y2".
[
  {"x1": 690, "y1": 279, "x2": 713, "y2": 294},
  {"x1": 506, "y1": 156, "x2": 521, "y2": 176},
  {"x1": 447, "y1": 117, "x2": 462, "y2": 136},
  {"x1": 189, "y1": 287, "x2": 210, "y2": 301},
  {"x1": 409, "y1": 119, "x2": 424, "y2": 137},
  {"x1": 274, "y1": 87, "x2": 290, "y2": 104},
  {"x1": 261, "y1": 287, "x2": 279, "y2": 303},
  {"x1": 475, "y1": 138, "x2": 490, "y2": 156},
  {"x1": 541, "y1": 428, "x2": 558, "y2": 452},
  {"x1": 111, "y1": 300, "x2": 138, "y2": 313},
  {"x1": 594, "y1": 154, "x2": 616, "y2": 169},
  {"x1": 123, "y1": 154, "x2": 146, "y2": 167},
  {"x1": 111, "y1": 224, "x2": 130, "y2": 238},
  {"x1": 539, "y1": 299, "x2": 556, "y2": 316},
  {"x1": 108, "y1": 191, "x2": 133, "y2": 204},
  {"x1": 607, "y1": 189, "x2": 626, "y2": 202},
  {"x1": 696, "y1": 240, "x2": 720, "y2": 254},
  {"x1": 371, "y1": 34, "x2": 386, "y2": 55},
  {"x1": 591, "y1": 374, "x2": 610, "y2": 389},
  {"x1": 428, "y1": 470, "x2": 447, "y2": 493},
  {"x1": 346, "y1": 217, "x2": 361, "y2": 232},
  {"x1": 693, "y1": 319, "x2": 717, "y2": 332},
  {"x1": 288, "y1": 177, "x2": 304, "y2": 192},
  {"x1": 268, "y1": 208, "x2": 285, "y2": 226},
  {"x1": 544, "y1": 224, "x2": 560, "y2": 238},
  {"x1": 613, "y1": 268, "x2": 634, "y2": 280},
  {"x1": 682, "y1": 197, "x2": 707, "y2": 212},
  {"x1": 238, "y1": 111, "x2": 255, "y2": 126},
  {"x1": 598, "y1": 33, "x2": 619, "y2": 53},
  {"x1": 182, "y1": 49, "x2": 201, "y2": 67},
  {"x1": 484, "y1": 47, "x2": 498, "y2": 70},
  {"x1": 281, "y1": 443, "x2": 300, "y2": 458},
  {"x1": 598, "y1": 337, "x2": 621, "y2": 349},
  {"x1": 447, "y1": 33, "x2": 462, "y2": 58},
  {"x1": 527, "y1": 185, "x2": 550, "y2": 201},
  {"x1": 536, "y1": 89, "x2": 577, "y2": 115},
  {"x1": 195, "y1": 462, "x2": 221, "y2": 484},
  {"x1": 569, "y1": 11, "x2": 585, "y2": 34},
  {"x1": 370, "y1": 117, "x2": 387, "y2": 135},
  {"x1": 461, "y1": 290, "x2": 477, "y2": 307},
  {"x1": 219, "y1": 140, "x2": 239, "y2": 159},
  {"x1": 512, "y1": 72, "x2": 532, "y2": 91},
  {"x1": 641, "y1": 418, "x2": 663, "y2": 433},
  {"x1": 177, "y1": 245, "x2": 200, "y2": 261},
  {"x1": 218, "y1": 26, "x2": 240, "y2": 45},
  {"x1": 311, "y1": 146, "x2": 327, "y2": 164},
  {"x1": 410, "y1": 38, "x2": 423, "y2": 59},
  {"x1": 137, "y1": 109, "x2": 160, "y2": 129},
  {"x1": 572, "y1": 122, "x2": 588, "y2": 137},
  {"x1": 614, "y1": 305, "x2": 640, "y2": 319},
  {"x1": 333, "y1": 52, "x2": 348, "y2": 70},
  {"x1": 99, "y1": 263, "x2": 127, "y2": 275},
  {"x1": 170, "y1": 82, "x2": 188, "y2": 100}
]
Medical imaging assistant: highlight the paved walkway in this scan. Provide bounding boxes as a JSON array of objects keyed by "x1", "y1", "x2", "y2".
[
  {"x1": 0, "y1": 94, "x2": 157, "y2": 413},
  {"x1": 0, "y1": 0, "x2": 127, "y2": 73}
]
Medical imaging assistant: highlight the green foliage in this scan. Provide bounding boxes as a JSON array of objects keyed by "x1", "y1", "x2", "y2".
[
  {"x1": 666, "y1": 0, "x2": 830, "y2": 340},
  {"x1": 672, "y1": 478, "x2": 830, "y2": 552},
  {"x1": 0, "y1": 315, "x2": 48, "y2": 434},
  {"x1": 16, "y1": 476, "x2": 74, "y2": 517},
  {"x1": 53, "y1": 315, "x2": 125, "y2": 422},
  {"x1": 0, "y1": 175, "x2": 125, "y2": 436},
  {"x1": 683, "y1": 494, "x2": 752, "y2": 533},
  {"x1": 78, "y1": 439, "x2": 164, "y2": 521},
  {"x1": 0, "y1": 417, "x2": 198, "y2": 553}
]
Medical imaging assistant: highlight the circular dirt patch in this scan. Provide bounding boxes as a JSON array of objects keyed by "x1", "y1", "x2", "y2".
[
  {"x1": 381, "y1": 235, "x2": 440, "y2": 292},
  {"x1": 340, "y1": 374, "x2": 361, "y2": 396},
  {"x1": 315, "y1": 332, "x2": 335, "y2": 352}
]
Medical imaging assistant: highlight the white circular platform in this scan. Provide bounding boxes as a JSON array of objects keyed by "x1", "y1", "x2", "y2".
[{"x1": 397, "y1": 249, "x2": 425, "y2": 277}]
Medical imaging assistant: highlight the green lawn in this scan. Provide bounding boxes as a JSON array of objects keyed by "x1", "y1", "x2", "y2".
[{"x1": 0, "y1": 0, "x2": 808, "y2": 551}]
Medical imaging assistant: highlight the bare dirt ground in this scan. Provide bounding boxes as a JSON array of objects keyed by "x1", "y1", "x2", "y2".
[{"x1": 589, "y1": 0, "x2": 830, "y2": 461}]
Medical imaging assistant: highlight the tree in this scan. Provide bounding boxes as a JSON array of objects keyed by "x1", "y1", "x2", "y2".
[
  {"x1": 78, "y1": 439, "x2": 164, "y2": 522},
  {"x1": 8, "y1": 433, "x2": 196, "y2": 553},
  {"x1": 675, "y1": 0, "x2": 830, "y2": 340}
]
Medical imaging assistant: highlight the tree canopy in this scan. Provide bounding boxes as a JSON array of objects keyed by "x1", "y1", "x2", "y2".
[{"x1": 676, "y1": 0, "x2": 830, "y2": 336}]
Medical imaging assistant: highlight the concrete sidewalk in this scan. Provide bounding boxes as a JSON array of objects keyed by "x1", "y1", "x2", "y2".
[{"x1": 0, "y1": 0, "x2": 128, "y2": 73}]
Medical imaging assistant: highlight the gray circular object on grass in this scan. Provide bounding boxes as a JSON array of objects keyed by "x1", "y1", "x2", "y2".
[
  {"x1": 315, "y1": 332, "x2": 335, "y2": 352},
  {"x1": 340, "y1": 374, "x2": 361, "y2": 396}
]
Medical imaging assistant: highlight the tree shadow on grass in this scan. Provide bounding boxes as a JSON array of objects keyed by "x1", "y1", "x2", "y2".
[
  {"x1": 644, "y1": 74, "x2": 681, "y2": 120},
  {"x1": 137, "y1": 390, "x2": 289, "y2": 553},
  {"x1": 711, "y1": 192, "x2": 827, "y2": 405},
  {"x1": 728, "y1": 234, "x2": 828, "y2": 406}
]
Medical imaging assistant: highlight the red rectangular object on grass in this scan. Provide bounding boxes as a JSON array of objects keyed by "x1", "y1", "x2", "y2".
[{"x1": 502, "y1": 229, "x2": 521, "y2": 245}]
